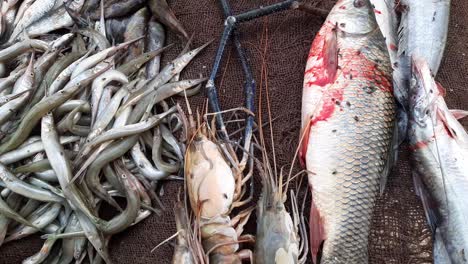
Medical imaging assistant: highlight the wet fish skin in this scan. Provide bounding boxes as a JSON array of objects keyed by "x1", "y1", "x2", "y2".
[
  {"x1": 398, "y1": 0, "x2": 450, "y2": 77},
  {"x1": 9, "y1": 0, "x2": 64, "y2": 42},
  {"x1": 408, "y1": 57, "x2": 468, "y2": 264},
  {"x1": 146, "y1": 18, "x2": 165, "y2": 78},
  {"x1": 395, "y1": 0, "x2": 450, "y2": 117},
  {"x1": 105, "y1": 16, "x2": 130, "y2": 44},
  {"x1": 88, "y1": 0, "x2": 146, "y2": 20},
  {"x1": 148, "y1": 0, "x2": 188, "y2": 40},
  {"x1": 301, "y1": 0, "x2": 395, "y2": 263},
  {"x1": 369, "y1": 0, "x2": 408, "y2": 144},
  {"x1": 373, "y1": 0, "x2": 451, "y2": 145},
  {"x1": 23, "y1": 0, "x2": 85, "y2": 38},
  {"x1": 123, "y1": 7, "x2": 149, "y2": 62}
]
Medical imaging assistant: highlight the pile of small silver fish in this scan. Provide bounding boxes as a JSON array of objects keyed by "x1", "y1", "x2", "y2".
[{"x1": 0, "y1": 0, "x2": 208, "y2": 263}]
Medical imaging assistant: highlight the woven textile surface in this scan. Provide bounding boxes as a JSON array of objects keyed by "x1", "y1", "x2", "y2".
[{"x1": 0, "y1": 0, "x2": 467, "y2": 263}]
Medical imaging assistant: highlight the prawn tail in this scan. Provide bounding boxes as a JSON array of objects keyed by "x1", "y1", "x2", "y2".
[{"x1": 200, "y1": 217, "x2": 245, "y2": 264}]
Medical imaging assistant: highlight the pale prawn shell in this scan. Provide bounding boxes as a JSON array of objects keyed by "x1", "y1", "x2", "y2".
[
  {"x1": 273, "y1": 212, "x2": 299, "y2": 263},
  {"x1": 186, "y1": 135, "x2": 235, "y2": 218},
  {"x1": 275, "y1": 244, "x2": 299, "y2": 264}
]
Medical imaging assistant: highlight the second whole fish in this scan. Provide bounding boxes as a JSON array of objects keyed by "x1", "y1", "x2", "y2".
[
  {"x1": 300, "y1": 0, "x2": 395, "y2": 263},
  {"x1": 408, "y1": 57, "x2": 468, "y2": 264}
]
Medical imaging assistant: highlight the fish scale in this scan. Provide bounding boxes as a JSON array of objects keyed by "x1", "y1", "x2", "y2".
[{"x1": 301, "y1": 0, "x2": 395, "y2": 263}]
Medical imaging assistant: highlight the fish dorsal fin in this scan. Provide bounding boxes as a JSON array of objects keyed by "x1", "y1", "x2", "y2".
[
  {"x1": 436, "y1": 106, "x2": 467, "y2": 144},
  {"x1": 437, "y1": 108, "x2": 456, "y2": 139},
  {"x1": 435, "y1": 82, "x2": 447, "y2": 97}
]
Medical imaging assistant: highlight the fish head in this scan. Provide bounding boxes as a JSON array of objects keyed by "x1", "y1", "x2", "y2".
[
  {"x1": 409, "y1": 56, "x2": 446, "y2": 140},
  {"x1": 330, "y1": 0, "x2": 377, "y2": 35},
  {"x1": 409, "y1": 56, "x2": 439, "y2": 126},
  {"x1": 67, "y1": 0, "x2": 85, "y2": 11},
  {"x1": 409, "y1": 58, "x2": 468, "y2": 148}
]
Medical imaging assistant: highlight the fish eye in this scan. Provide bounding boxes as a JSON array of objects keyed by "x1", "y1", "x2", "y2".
[{"x1": 353, "y1": 0, "x2": 365, "y2": 8}]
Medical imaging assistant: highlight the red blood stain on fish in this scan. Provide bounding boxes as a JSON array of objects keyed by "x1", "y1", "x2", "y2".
[
  {"x1": 299, "y1": 88, "x2": 344, "y2": 166},
  {"x1": 306, "y1": 24, "x2": 392, "y2": 93},
  {"x1": 340, "y1": 51, "x2": 393, "y2": 93},
  {"x1": 305, "y1": 25, "x2": 338, "y2": 87},
  {"x1": 302, "y1": 19, "x2": 392, "y2": 167},
  {"x1": 409, "y1": 140, "x2": 430, "y2": 151},
  {"x1": 339, "y1": 5, "x2": 346, "y2": 9},
  {"x1": 311, "y1": 89, "x2": 345, "y2": 126},
  {"x1": 374, "y1": 9, "x2": 382, "y2": 14},
  {"x1": 305, "y1": 70, "x2": 335, "y2": 87},
  {"x1": 389, "y1": 43, "x2": 397, "y2": 51}
]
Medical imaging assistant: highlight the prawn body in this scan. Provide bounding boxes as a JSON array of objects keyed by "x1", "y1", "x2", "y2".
[
  {"x1": 185, "y1": 126, "x2": 248, "y2": 263},
  {"x1": 186, "y1": 134, "x2": 235, "y2": 219},
  {"x1": 255, "y1": 193, "x2": 300, "y2": 264}
]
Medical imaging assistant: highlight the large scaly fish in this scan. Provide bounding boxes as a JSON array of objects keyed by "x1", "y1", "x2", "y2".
[
  {"x1": 408, "y1": 57, "x2": 468, "y2": 264},
  {"x1": 300, "y1": 0, "x2": 395, "y2": 263}
]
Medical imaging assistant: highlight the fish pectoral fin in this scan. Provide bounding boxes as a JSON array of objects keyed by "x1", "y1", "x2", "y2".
[
  {"x1": 436, "y1": 107, "x2": 466, "y2": 143},
  {"x1": 323, "y1": 25, "x2": 338, "y2": 82},
  {"x1": 435, "y1": 82, "x2": 447, "y2": 97},
  {"x1": 299, "y1": 118, "x2": 312, "y2": 168},
  {"x1": 305, "y1": 24, "x2": 339, "y2": 87},
  {"x1": 449, "y1": 109, "x2": 468, "y2": 120},
  {"x1": 412, "y1": 171, "x2": 441, "y2": 234},
  {"x1": 310, "y1": 199, "x2": 325, "y2": 264}
]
